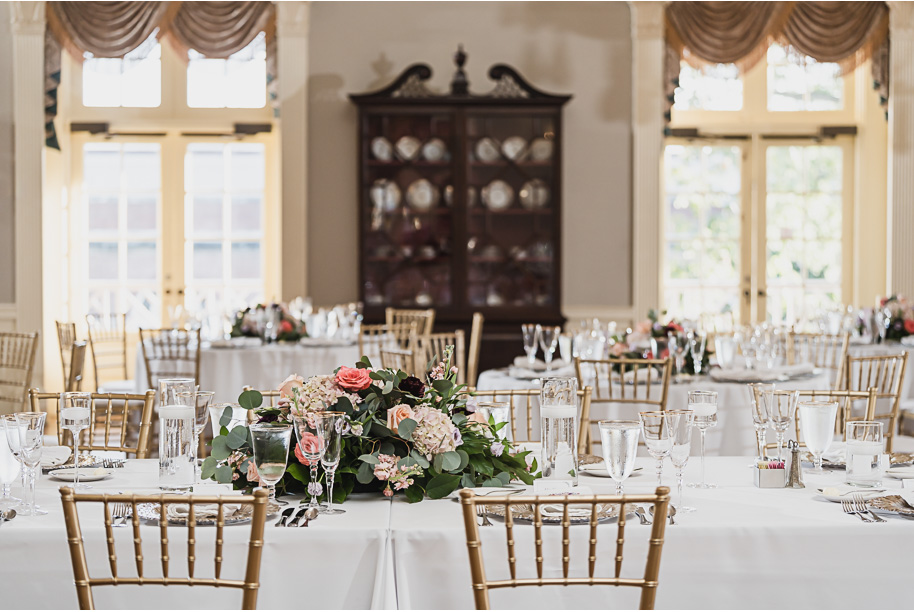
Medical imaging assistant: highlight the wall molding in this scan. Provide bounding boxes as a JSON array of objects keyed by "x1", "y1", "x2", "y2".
[
  {"x1": 0, "y1": 303, "x2": 16, "y2": 331},
  {"x1": 888, "y1": 1, "x2": 914, "y2": 296}
]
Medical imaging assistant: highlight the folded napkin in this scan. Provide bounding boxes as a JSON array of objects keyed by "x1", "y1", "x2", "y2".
[
  {"x1": 508, "y1": 364, "x2": 576, "y2": 380},
  {"x1": 41, "y1": 445, "x2": 72, "y2": 468},
  {"x1": 166, "y1": 503, "x2": 248, "y2": 523},
  {"x1": 886, "y1": 467, "x2": 914, "y2": 479},
  {"x1": 622, "y1": 367, "x2": 661, "y2": 385},
  {"x1": 512, "y1": 356, "x2": 571, "y2": 371},
  {"x1": 539, "y1": 486, "x2": 596, "y2": 518},
  {"x1": 822, "y1": 442, "x2": 846, "y2": 463},
  {"x1": 710, "y1": 363, "x2": 815, "y2": 383}
]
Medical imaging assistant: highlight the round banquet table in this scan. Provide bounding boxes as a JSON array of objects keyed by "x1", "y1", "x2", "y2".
[
  {"x1": 476, "y1": 367, "x2": 833, "y2": 456},
  {"x1": 8, "y1": 457, "x2": 914, "y2": 609},
  {"x1": 134, "y1": 341, "x2": 362, "y2": 403}
]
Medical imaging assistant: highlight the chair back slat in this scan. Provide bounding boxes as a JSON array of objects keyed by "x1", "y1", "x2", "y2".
[
  {"x1": 467, "y1": 313, "x2": 485, "y2": 388},
  {"x1": 86, "y1": 314, "x2": 129, "y2": 391},
  {"x1": 0, "y1": 331, "x2": 39, "y2": 413},
  {"x1": 59, "y1": 488, "x2": 269, "y2": 610},
  {"x1": 415, "y1": 331, "x2": 466, "y2": 384},
  {"x1": 139, "y1": 328, "x2": 202, "y2": 390},
  {"x1": 385, "y1": 307, "x2": 435, "y2": 335},
  {"x1": 786, "y1": 331, "x2": 849, "y2": 387},
  {"x1": 67, "y1": 342, "x2": 88, "y2": 392},
  {"x1": 57, "y1": 321, "x2": 78, "y2": 383},
  {"x1": 459, "y1": 487, "x2": 670, "y2": 610},
  {"x1": 358, "y1": 323, "x2": 417, "y2": 366},
  {"x1": 380, "y1": 347, "x2": 418, "y2": 375},
  {"x1": 841, "y1": 352, "x2": 908, "y2": 452}
]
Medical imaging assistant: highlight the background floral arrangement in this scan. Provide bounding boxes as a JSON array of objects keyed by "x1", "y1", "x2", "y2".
[
  {"x1": 876, "y1": 295, "x2": 914, "y2": 340},
  {"x1": 231, "y1": 303, "x2": 306, "y2": 342},
  {"x1": 610, "y1": 309, "x2": 710, "y2": 374},
  {"x1": 202, "y1": 349, "x2": 536, "y2": 503}
]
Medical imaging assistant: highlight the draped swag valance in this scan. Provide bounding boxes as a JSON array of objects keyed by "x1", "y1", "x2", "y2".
[
  {"x1": 663, "y1": 1, "x2": 890, "y2": 126},
  {"x1": 44, "y1": 1, "x2": 277, "y2": 149}
]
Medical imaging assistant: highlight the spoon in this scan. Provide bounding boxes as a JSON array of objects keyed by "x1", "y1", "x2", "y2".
[
  {"x1": 1, "y1": 509, "x2": 17, "y2": 524},
  {"x1": 301, "y1": 506, "x2": 319, "y2": 527},
  {"x1": 648, "y1": 504, "x2": 676, "y2": 525}
]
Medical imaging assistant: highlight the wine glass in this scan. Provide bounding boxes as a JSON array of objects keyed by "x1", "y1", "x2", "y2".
[
  {"x1": 639, "y1": 411, "x2": 673, "y2": 487},
  {"x1": 521, "y1": 324, "x2": 540, "y2": 366},
  {"x1": 315, "y1": 412, "x2": 346, "y2": 515},
  {"x1": 598, "y1": 420, "x2": 640, "y2": 495},
  {"x1": 688, "y1": 331, "x2": 707, "y2": 375},
  {"x1": 60, "y1": 392, "x2": 92, "y2": 489},
  {"x1": 668, "y1": 410, "x2": 695, "y2": 512},
  {"x1": 0, "y1": 416, "x2": 21, "y2": 510},
  {"x1": 178, "y1": 390, "x2": 214, "y2": 483},
  {"x1": 668, "y1": 333, "x2": 687, "y2": 382},
  {"x1": 292, "y1": 415, "x2": 324, "y2": 511},
  {"x1": 14, "y1": 412, "x2": 46, "y2": 516},
  {"x1": 799, "y1": 401, "x2": 839, "y2": 474},
  {"x1": 746, "y1": 383, "x2": 775, "y2": 464},
  {"x1": 1, "y1": 414, "x2": 26, "y2": 500},
  {"x1": 762, "y1": 390, "x2": 799, "y2": 463},
  {"x1": 249, "y1": 423, "x2": 293, "y2": 505},
  {"x1": 538, "y1": 325, "x2": 560, "y2": 372},
  {"x1": 687, "y1": 390, "x2": 717, "y2": 489},
  {"x1": 209, "y1": 403, "x2": 249, "y2": 438}
]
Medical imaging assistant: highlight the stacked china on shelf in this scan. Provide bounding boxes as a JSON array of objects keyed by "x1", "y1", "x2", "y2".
[{"x1": 350, "y1": 47, "x2": 571, "y2": 371}]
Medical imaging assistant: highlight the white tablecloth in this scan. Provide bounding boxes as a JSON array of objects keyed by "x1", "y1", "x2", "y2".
[
  {"x1": 5, "y1": 458, "x2": 913, "y2": 609},
  {"x1": 476, "y1": 368, "x2": 832, "y2": 456},
  {"x1": 134, "y1": 342, "x2": 361, "y2": 403}
]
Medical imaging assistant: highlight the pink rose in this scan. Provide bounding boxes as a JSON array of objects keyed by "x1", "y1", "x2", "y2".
[
  {"x1": 387, "y1": 404, "x2": 414, "y2": 432},
  {"x1": 294, "y1": 432, "x2": 322, "y2": 466},
  {"x1": 635, "y1": 320, "x2": 652, "y2": 335},
  {"x1": 611, "y1": 342, "x2": 627, "y2": 357},
  {"x1": 246, "y1": 459, "x2": 260, "y2": 484},
  {"x1": 279, "y1": 374, "x2": 305, "y2": 400},
  {"x1": 336, "y1": 366, "x2": 372, "y2": 392}
]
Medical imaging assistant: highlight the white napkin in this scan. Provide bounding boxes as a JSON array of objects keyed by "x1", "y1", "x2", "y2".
[
  {"x1": 512, "y1": 356, "x2": 571, "y2": 371},
  {"x1": 166, "y1": 502, "x2": 247, "y2": 522},
  {"x1": 710, "y1": 363, "x2": 815, "y2": 383},
  {"x1": 40, "y1": 445, "x2": 72, "y2": 468},
  {"x1": 822, "y1": 442, "x2": 846, "y2": 463},
  {"x1": 508, "y1": 364, "x2": 576, "y2": 380},
  {"x1": 886, "y1": 467, "x2": 914, "y2": 479},
  {"x1": 901, "y1": 336, "x2": 914, "y2": 347},
  {"x1": 539, "y1": 486, "x2": 596, "y2": 518}
]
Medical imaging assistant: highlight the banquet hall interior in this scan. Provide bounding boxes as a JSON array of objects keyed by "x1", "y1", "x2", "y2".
[{"x1": 2, "y1": 1, "x2": 914, "y2": 610}]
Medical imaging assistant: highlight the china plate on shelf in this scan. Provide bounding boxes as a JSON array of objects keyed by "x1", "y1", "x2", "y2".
[
  {"x1": 475, "y1": 137, "x2": 501, "y2": 162},
  {"x1": 394, "y1": 136, "x2": 422, "y2": 161},
  {"x1": 135, "y1": 499, "x2": 283, "y2": 526},
  {"x1": 481, "y1": 180, "x2": 514, "y2": 211},
  {"x1": 519, "y1": 179, "x2": 550, "y2": 209},
  {"x1": 501, "y1": 136, "x2": 528, "y2": 161},
  {"x1": 421, "y1": 138, "x2": 448, "y2": 162},
  {"x1": 406, "y1": 179, "x2": 440, "y2": 211},
  {"x1": 49, "y1": 467, "x2": 114, "y2": 482},
  {"x1": 370, "y1": 179, "x2": 401, "y2": 212},
  {"x1": 371, "y1": 137, "x2": 393, "y2": 161},
  {"x1": 529, "y1": 137, "x2": 553, "y2": 161}
]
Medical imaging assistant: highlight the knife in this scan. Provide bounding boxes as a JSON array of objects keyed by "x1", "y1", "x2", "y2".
[{"x1": 287, "y1": 506, "x2": 309, "y2": 527}]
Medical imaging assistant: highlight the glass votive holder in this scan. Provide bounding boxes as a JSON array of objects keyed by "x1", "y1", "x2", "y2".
[{"x1": 845, "y1": 421, "x2": 886, "y2": 486}]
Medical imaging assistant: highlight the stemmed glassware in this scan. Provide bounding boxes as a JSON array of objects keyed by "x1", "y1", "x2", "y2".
[
  {"x1": 762, "y1": 390, "x2": 799, "y2": 462},
  {"x1": 598, "y1": 420, "x2": 641, "y2": 495},
  {"x1": 521, "y1": 324, "x2": 540, "y2": 366},
  {"x1": 639, "y1": 411, "x2": 674, "y2": 487},
  {"x1": 249, "y1": 423, "x2": 293, "y2": 505},
  {"x1": 178, "y1": 390, "x2": 214, "y2": 483},
  {"x1": 668, "y1": 333, "x2": 687, "y2": 381},
  {"x1": 292, "y1": 415, "x2": 324, "y2": 511},
  {"x1": 688, "y1": 330, "x2": 707, "y2": 375},
  {"x1": 799, "y1": 401, "x2": 839, "y2": 474},
  {"x1": 0, "y1": 416, "x2": 21, "y2": 510},
  {"x1": 2, "y1": 415, "x2": 26, "y2": 502},
  {"x1": 315, "y1": 412, "x2": 346, "y2": 515},
  {"x1": 746, "y1": 383, "x2": 775, "y2": 464},
  {"x1": 14, "y1": 412, "x2": 46, "y2": 516},
  {"x1": 668, "y1": 410, "x2": 695, "y2": 512},
  {"x1": 60, "y1": 392, "x2": 92, "y2": 489},
  {"x1": 687, "y1": 390, "x2": 718, "y2": 489},
  {"x1": 209, "y1": 403, "x2": 249, "y2": 437},
  {"x1": 537, "y1": 325, "x2": 560, "y2": 372}
]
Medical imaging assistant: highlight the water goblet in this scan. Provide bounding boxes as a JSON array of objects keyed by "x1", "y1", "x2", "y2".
[
  {"x1": 537, "y1": 325, "x2": 560, "y2": 372},
  {"x1": 209, "y1": 403, "x2": 250, "y2": 438},
  {"x1": 314, "y1": 412, "x2": 347, "y2": 515},
  {"x1": 15, "y1": 412, "x2": 47, "y2": 516},
  {"x1": 521, "y1": 324, "x2": 540, "y2": 366},
  {"x1": 0, "y1": 416, "x2": 21, "y2": 510},
  {"x1": 746, "y1": 383, "x2": 775, "y2": 464},
  {"x1": 60, "y1": 392, "x2": 93, "y2": 489},
  {"x1": 688, "y1": 331, "x2": 707, "y2": 375},
  {"x1": 598, "y1": 420, "x2": 641, "y2": 495},
  {"x1": 292, "y1": 415, "x2": 324, "y2": 511},
  {"x1": 687, "y1": 390, "x2": 718, "y2": 489},
  {"x1": 639, "y1": 411, "x2": 674, "y2": 487},
  {"x1": 799, "y1": 401, "x2": 838, "y2": 474},
  {"x1": 668, "y1": 410, "x2": 695, "y2": 512},
  {"x1": 1, "y1": 415, "x2": 26, "y2": 500},
  {"x1": 762, "y1": 390, "x2": 799, "y2": 463},
  {"x1": 668, "y1": 333, "x2": 687, "y2": 381},
  {"x1": 249, "y1": 423, "x2": 293, "y2": 505},
  {"x1": 178, "y1": 390, "x2": 214, "y2": 483}
]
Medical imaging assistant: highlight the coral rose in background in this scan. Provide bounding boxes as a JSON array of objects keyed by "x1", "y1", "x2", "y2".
[
  {"x1": 336, "y1": 366, "x2": 372, "y2": 391},
  {"x1": 905, "y1": 320, "x2": 914, "y2": 334},
  {"x1": 387, "y1": 403, "x2": 414, "y2": 431}
]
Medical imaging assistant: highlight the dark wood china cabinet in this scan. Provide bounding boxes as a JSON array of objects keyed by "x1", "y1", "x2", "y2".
[{"x1": 349, "y1": 48, "x2": 571, "y2": 372}]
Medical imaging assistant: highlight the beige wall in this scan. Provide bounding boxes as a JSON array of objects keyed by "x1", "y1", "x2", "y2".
[
  {"x1": 307, "y1": 1, "x2": 633, "y2": 312},
  {"x1": 0, "y1": 2, "x2": 15, "y2": 304}
]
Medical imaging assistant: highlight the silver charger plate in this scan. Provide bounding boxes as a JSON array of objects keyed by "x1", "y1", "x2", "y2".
[
  {"x1": 529, "y1": 137, "x2": 553, "y2": 161},
  {"x1": 501, "y1": 136, "x2": 528, "y2": 161},
  {"x1": 867, "y1": 495, "x2": 914, "y2": 517},
  {"x1": 421, "y1": 138, "x2": 448, "y2": 162},
  {"x1": 135, "y1": 499, "x2": 282, "y2": 526},
  {"x1": 485, "y1": 502, "x2": 621, "y2": 524}
]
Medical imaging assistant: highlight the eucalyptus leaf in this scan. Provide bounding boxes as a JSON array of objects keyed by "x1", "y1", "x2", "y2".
[
  {"x1": 358, "y1": 453, "x2": 380, "y2": 465},
  {"x1": 460, "y1": 473, "x2": 476, "y2": 489},
  {"x1": 380, "y1": 442, "x2": 394, "y2": 455},
  {"x1": 397, "y1": 456, "x2": 418, "y2": 468},
  {"x1": 452, "y1": 413, "x2": 467, "y2": 426},
  {"x1": 481, "y1": 477, "x2": 502, "y2": 487},
  {"x1": 214, "y1": 465, "x2": 234, "y2": 484},
  {"x1": 226, "y1": 425, "x2": 249, "y2": 450},
  {"x1": 495, "y1": 471, "x2": 511, "y2": 486},
  {"x1": 397, "y1": 418, "x2": 417, "y2": 441},
  {"x1": 210, "y1": 436, "x2": 231, "y2": 460},
  {"x1": 409, "y1": 450, "x2": 429, "y2": 468},
  {"x1": 356, "y1": 461, "x2": 376, "y2": 484},
  {"x1": 440, "y1": 450, "x2": 462, "y2": 472},
  {"x1": 219, "y1": 407, "x2": 234, "y2": 429},
  {"x1": 200, "y1": 456, "x2": 217, "y2": 479},
  {"x1": 238, "y1": 389, "x2": 263, "y2": 411},
  {"x1": 456, "y1": 449, "x2": 470, "y2": 471}
]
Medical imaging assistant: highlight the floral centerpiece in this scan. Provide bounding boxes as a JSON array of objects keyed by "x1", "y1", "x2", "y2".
[
  {"x1": 231, "y1": 303, "x2": 306, "y2": 342},
  {"x1": 611, "y1": 309, "x2": 711, "y2": 374},
  {"x1": 875, "y1": 295, "x2": 914, "y2": 340},
  {"x1": 202, "y1": 348, "x2": 536, "y2": 502}
]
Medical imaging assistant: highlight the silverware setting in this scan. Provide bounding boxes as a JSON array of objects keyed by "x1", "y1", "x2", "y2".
[
  {"x1": 648, "y1": 504, "x2": 676, "y2": 525},
  {"x1": 102, "y1": 458, "x2": 126, "y2": 469},
  {"x1": 275, "y1": 506, "x2": 295, "y2": 527},
  {"x1": 477, "y1": 504, "x2": 493, "y2": 527},
  {"x1": 287, "y1": 507, "x2": 309, "y2": 527},
  {"x1": 0, "y1": 508, "x2": 17, "y2": 525},
  {"x1": 853, "y1": 493, "x2": 886, "y2": 523},
  {"x1": 841, "y1": 497, "x2": 874, "y2": 522},
  {"x1": 111, "y1": 502, "x2": 130, "y2": 527},
  {"x1": 633, "y1": 505, "x2": 652, "y2": 525},
  {"x1": 302, "y1": 506, "x2": 319, "y2": 527}
]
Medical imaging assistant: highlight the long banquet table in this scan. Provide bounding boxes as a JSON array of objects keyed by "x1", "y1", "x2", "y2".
[{"x1": 8, "y1": 457, "x2": 913, "y2": 609}]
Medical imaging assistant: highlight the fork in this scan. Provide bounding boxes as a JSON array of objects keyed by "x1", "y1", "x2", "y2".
[
  {"x1": 110, "y1": 503, "x2": 129, "y2": 527},
  {"x1": 841, "y1": 498, "x2": 873, "y2": 522},
  {"x1": 476, "y1": 504, "x2": 493, "y2": 527},
  {"x1": 853, "y1": 493, "x2": 886, "y2": 523}
]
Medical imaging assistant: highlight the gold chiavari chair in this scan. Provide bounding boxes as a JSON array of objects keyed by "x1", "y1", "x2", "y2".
[
  {"x1": 574, "y1": 356, "x2": 673, "y2": 452},
  {"x1": 459, "y1": 486, "x2": 671, "y2": 610},
  {"x1": 786, "y1": 331, "x2": 850, "y2": 387},
  {"x1": 60, "y1": 487, "x2": 269, "y2": 610},
  {"x1": 414, "y1": 330, "x2": 467, "y2": 385},
  {"x1": 470, "y1": 387, "x2": 593, "y2": 454},
  {"x1": 86, "y1": 314, "x2": 134, "y2": 393},
  {"x1": 139, "y1": 328, "x2": 202, "y2": 390},
  {"x1": 0, "y1": 331, "x2": 39, "y2": 414},
  {"x1": 759, "y1": 387, "x2": 878, "y2": 455},
  {"x1": 385, "y1": 307, "x2": 435, "y2": 335},
  {"x1": 358, "y1": 322, "x2": 417, "y2": 366},
  {"x1": 466, "y1": 313, "x2": 485, "y2": 388},
  {"x1": 380, "y1": 346, "x2": 418, "y2": 375},
  {"x1": 30, "y1": 389, "x2": 155, "y2": 459},
  {"x1": 67, "y1": 341, "x2": 88, "y2": 392},
  {"x1": 56, "y1": 320, "x2": 78, "y2": 385},
  {"x1": 841, "y1": 352, "x2": 908, "y2": 452}
]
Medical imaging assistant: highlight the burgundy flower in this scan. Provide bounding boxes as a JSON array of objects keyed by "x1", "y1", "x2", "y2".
[{"x1": 398, "y1": 376, "x2": 426, "y2": 397}]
